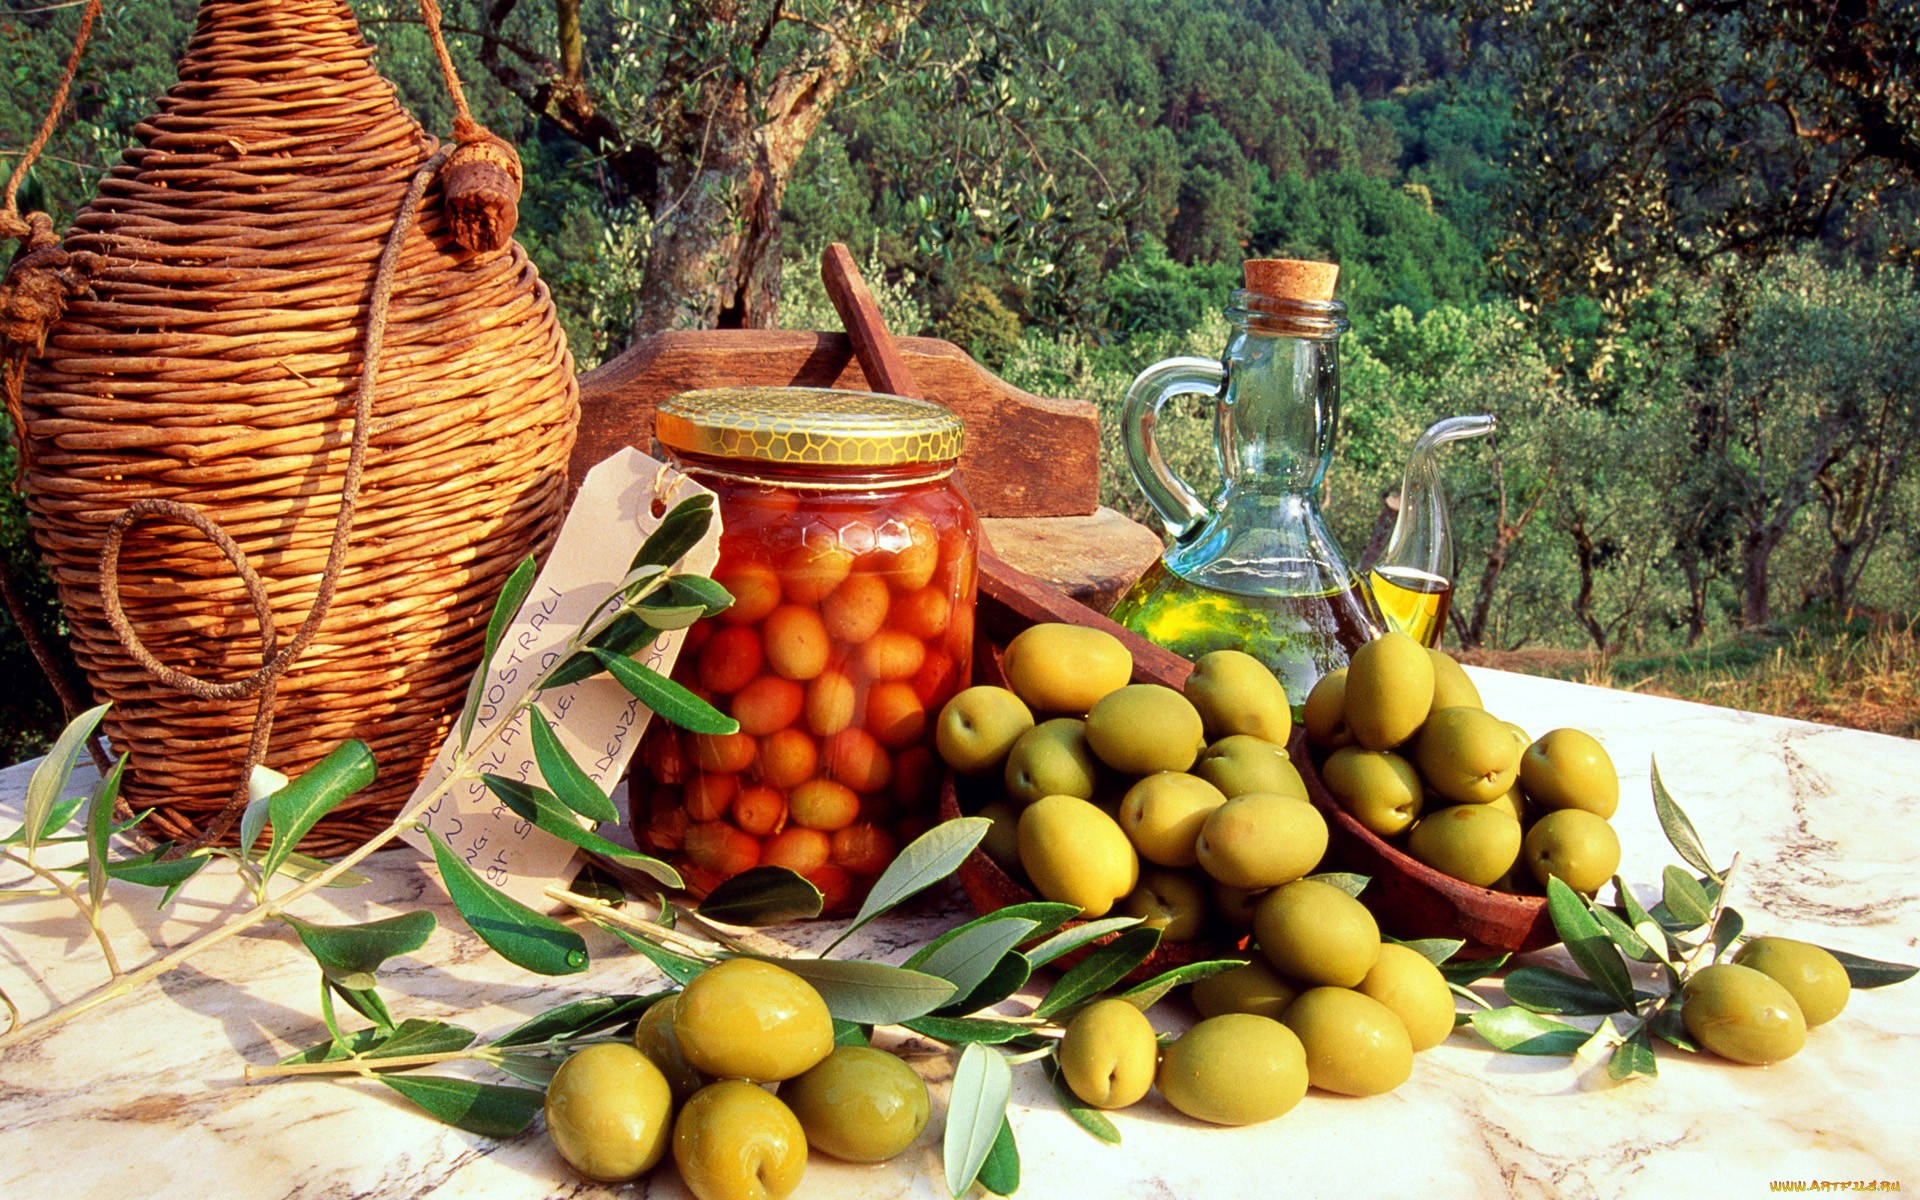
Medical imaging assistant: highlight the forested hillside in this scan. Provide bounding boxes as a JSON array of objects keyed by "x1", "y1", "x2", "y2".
[{"x1": 3, "y1": 0, "x2": 1916, "y2": 750}]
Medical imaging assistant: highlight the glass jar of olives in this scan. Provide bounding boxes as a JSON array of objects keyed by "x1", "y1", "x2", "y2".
[{"x1": 636, "y1": 387, "x2": 979, "y2": 911}]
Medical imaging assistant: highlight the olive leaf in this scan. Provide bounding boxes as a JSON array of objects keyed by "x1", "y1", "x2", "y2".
[
  {"x1": 662, "y1": 573, "x2": 734, "y2": 616},
  {"x1": 491, "y1": 994, "x2": 660, "y2": 1048},
  {"x1": 363, "y1": 1018, "x2": 479, "y2": 1060},
  {"x1": 492, "y1": 1053, "x2": 561, "y2": 1088},
  {"x1": 1650, "y1": 758, "x2": 1721, "y2": 883},
  {"x1": 461, "y1": 555, "x2": 538, "y2": 750},
  {"x1": 757, "y1": 956, "x2": 956, "y2": 1025},
  {"x1": 284, "y1": 912, "x2": 438, "y2": 991},
  {"x1": 1042, "y1": 1056, "x2": 1122, "y2": 1144},
  {"x1": 945, "y1": 1043, "x2": 1013, "y2": 1199},
  {"x1": 596, "y1": 920, "x2": 706, "y2": 986},
  {"x1": 1546, "y1": 877, "x2": 1636, "y2": 1009},
  {"x1": 84, "y1": 753, "x2": 126, "y2": 911},
  {"x1": 425, "y1": 829, "x2": 588, "y2": 976},
  {"x1": 1391, "y1": 937, "x2": 1467, "y2": 966},
  {"x1": 1021, "y1": 917, "x2": 1139, "y2": 969},
  {"x1": 526, "y1": 707, "x2": 617, "y2": 823},
  {"x1": 1032, "y1": 927, "x2": 1161, "y2": 1019},
  {"x1": 1504, "y1": 965, "x2": 1633, "y2": 1016},
  {"x1": 907, "y1": 917, "x2": 1040, "y2": 999},
  {"x1": 1307, "y1": 871, "x2": 1370, "y2": 898},
  {"x1": 1589, "y1": 903, "x2": 1658, "y2": 963},
  {"x1": 1469, "y1": 1006, "x2": 1590, "y2": 1056},
  {"x1": 1660, "y1": 865, "x2": 1714, "y2": 928},
  {"x1": 1440, "y1": 952, "x2": 1510, "y2": 986},
  {"x1": 833, "y1": 1019, "x2": 871, "y2": 1047},
  {"x1": 483, "y1": 773, "x2": 682, "y2": 888},
  {"x1": 541, "y1": 614, "x2": 661, "y2": 690},
  {"x1": 826, "y1": 817, "x2": 990, "y2": 953},
  {"x1": 632, "y1": 493, "x2": 716, "y2": 571},
  {"x1": 1607, "y1": 1025, "x2": 1658, "y2": 1082},
  {"x1": 592, "y1": 650, "x2": 739, "y2": 734},
  {"x1": 98, "y1": 846, "x2": 211, "y2": 904},
  {"x1": 976, "y1": 1116, "x2": 1021, "y2": 1197},
  {"x1": 1821, "y1": 947, "x2": 1920, "y2": 989},
  {"x1": 1708, "y1": 906, "x2": 1744, "y2": 957},
  {"x1": 939, "y1": 951, "x2": 1033, "y2": 1017},
  {"x1": 696, "y1": 867, "x2": 823, "y2": 925},
  {"x1": 902, "y1": 1014, "x2": 1036, "y2": 1045},
  {"x1": 329, "y1": 979, "x2": 394, "y2": 1033},
  {"x1": 261, "y1": 741, "x2": 377, "y2": 885},
  {"x1": 21, "y1": 701, "x2": 109, "y2": 852},
  {"x1": 1117, "y1": 958, "x2": 1246, "y2": 1010},
  {"x1": 379, "y1": 1074, "x2": 546, "y2": 1138},
  {"x1": 2, "y1": 793, "x2": 85, "y2": 846}
]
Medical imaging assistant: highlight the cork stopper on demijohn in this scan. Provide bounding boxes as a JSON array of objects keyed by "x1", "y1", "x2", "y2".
[{"x1": 1243, "y1": 258, "x2": 1340, "y2": 302}]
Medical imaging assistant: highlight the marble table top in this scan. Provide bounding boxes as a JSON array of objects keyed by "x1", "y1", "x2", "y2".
[{"x1": 1, "y1": 667, "x2": 1916, "y2": 1200}]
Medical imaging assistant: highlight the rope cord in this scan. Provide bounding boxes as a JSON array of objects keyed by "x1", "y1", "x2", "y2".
[{"x1": 1, "y1": 0, "x2": 101, "y2": 224}]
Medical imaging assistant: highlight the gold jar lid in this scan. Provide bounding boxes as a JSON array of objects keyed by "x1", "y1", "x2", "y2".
[{"x1": 655, "y1": 386, "x2": 965, "y2": 467}]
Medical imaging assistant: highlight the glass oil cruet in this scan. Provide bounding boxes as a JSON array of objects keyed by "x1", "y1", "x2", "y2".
[
  {"x1": 1107, "y1": 258, "x2": 1492, "y2": 709},
  {"x1": 1363, "y1": 412, "x2": 1496, "y2": 648}
]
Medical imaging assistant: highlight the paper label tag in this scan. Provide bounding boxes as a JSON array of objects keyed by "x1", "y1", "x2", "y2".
[{"x1": 402, "y1": 448, "x2": 719, "y2": 909}]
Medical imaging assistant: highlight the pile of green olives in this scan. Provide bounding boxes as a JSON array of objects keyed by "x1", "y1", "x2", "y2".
[
  {"x1": 1304, "y1": 631, "x2": 1624, "y2": 896},
  {"x1": 937, "y1": 625, "x2": 1325, "y2": 940},
  {"x1": 544, "y1": 957, "x2": 930, "y2": 1197}
]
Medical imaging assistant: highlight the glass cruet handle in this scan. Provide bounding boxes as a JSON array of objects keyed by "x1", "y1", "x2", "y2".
[{"x1": 1121, "y1": 355, "x2": 1225, "y2": 540}]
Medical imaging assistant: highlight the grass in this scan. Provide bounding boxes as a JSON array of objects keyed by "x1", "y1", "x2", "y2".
[{"x1": 1461, "y1": 612, "x2": 1920, "y2": 740}]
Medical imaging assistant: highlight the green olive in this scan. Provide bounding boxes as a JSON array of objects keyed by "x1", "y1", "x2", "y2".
[
  {"x1": 1057, "y1": 997, "x2": 1160, "y2": 1109},
  {"x1": 1017, "y1": 794, "x2": 1139, "y2": 917},
  {"x1": 632, "y1": 994, "x2": 708, "y2": 1103},
  {"x1": 1118, "y1": 772, "x2": 1227, "y2": 867},
  {"x1": 935, "y1": 686, "x2": 1034, "y2": 775},
  {"x1": 1426, "y1": 648, "x2": 1482, "y2": 714},
  {"x1": 1085, "y1": 684, "x2": 1207, "y2": 775},
  {"x1": 1001, "y1": 623, "x2": 1132, "y2": 714},
  {"x1": 674, "y1": 958, "x2": 833, "y2": 1083},
  {"x1": 1406, "y1": 803, "x2": 1522, "y2": 888},
  {"x1": 1344, "y1": 633, "x2": 1435, "y2": 750},
  {"x1": 1302, "y1": 668, "x2": 1354, "y2": 751},
  {"x1": 1193, "y1": 734, "x2": 1306, "y2": 800},
  {"x1": 1194, "y1": 792, "x2": 1328, "y2": 891},
  {"x1": 1356, "y1": 943, "x2": 1456, "y2": 1052},
  {"x1": 781, "y1": 1046, "x2": 929, "y2": 1163},
  {"x1": 544, "y1": 1043, "x2": 673, "y2": 1182},
  {"x1": 1184, "y1": 649, "x2": 1292, "y2": 744},
  {"x1": 1282, "y1": 986, "x2": 1415, "y2": 1096},
  {"x1": 1118, "y1": 867, "x2": 1212, "y2": 942},
  {"x1": 1521, "y1": 808, "x2": 1621, "y2": 894},
  {"x1": 1682, "y1": 963, "x2": 1807, "y2": 1065},
  {"x1": 1190, "y1": 957, "x2": 1299, "y2": 1021},
  {"x1": 1413, "y1": 706, "x2": 1522, "y2": 805},
  {"x1": 1003, "y1": 718, "x2": 1100, "y2": 806},
  {"x1": 1320, "y1": 746, "x2": 1424, "y2": 838},
  {"x1": 1156, "y1": 1013, "x2": 1308, "y2": 1126},
  {"x1": 1519, "y1": 727, "x2": 1620, "y2": 818},
  {"x1": 1732, "y1": 937, "x2": 1850, "y2": 1027},
  {"x1": 673, "y1": 1080, "x2": 808, "y2": 1200},
  {"x1": 1253, "y1": 878, "x2": 1381, "y2": 988}
]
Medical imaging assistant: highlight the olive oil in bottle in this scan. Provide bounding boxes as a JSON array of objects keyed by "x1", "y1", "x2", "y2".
[{"x1": 1365, "y1": 564, "x2": 1452, "y2": 648}]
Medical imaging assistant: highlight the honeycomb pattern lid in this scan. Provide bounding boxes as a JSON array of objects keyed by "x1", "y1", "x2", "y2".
[{"x1": 656, "y1": 387, "x2": 965, "y2": 467}]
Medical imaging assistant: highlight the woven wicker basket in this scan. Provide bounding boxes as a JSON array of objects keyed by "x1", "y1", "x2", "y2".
[{"x1": 18, "y1": 0, "x2": 578, "y2": 852}]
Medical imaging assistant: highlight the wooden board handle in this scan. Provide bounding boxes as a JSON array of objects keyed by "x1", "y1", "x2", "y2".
[{"x1": 821, "y1": 243, "x2": 923, "y2": 400}]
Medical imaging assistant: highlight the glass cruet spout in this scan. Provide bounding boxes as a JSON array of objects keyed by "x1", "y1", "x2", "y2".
[{"x1": 1364, "y1": 413, "x2": 1496, "y2": 647}]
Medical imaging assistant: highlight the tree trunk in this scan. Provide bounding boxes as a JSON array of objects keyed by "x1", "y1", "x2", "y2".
[
  {"x1": 1739, "y1": 527, "x2": 1775, "y2": 628},
  {"x1": 1569, "y1": 518, "x2": 1608, "y2": 652},
  {"x1": 633, "y1": 152, "x2": 784, "y2": 333}
]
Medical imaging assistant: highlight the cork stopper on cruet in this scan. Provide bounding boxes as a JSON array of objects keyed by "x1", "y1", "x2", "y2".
[{"x1": 1243, "y1": 257, "x2": 1340, "y2": 302}]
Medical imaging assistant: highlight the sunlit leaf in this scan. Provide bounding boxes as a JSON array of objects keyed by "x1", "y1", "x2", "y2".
[
  {"x1": 240, "y1": 766, "x2": 287, "y2": 862},
  {"x1": 102, "y1": 848, "x2": 210, "y2": 899},
  {"x1": 1821, "y1": 947, "x2": 1919, "y2": 989},
  {"x1": 1708, "y1": 906, "x2": 1744, "y2": 957},
  {"x1": 1661, "y1": 865, "x2": 1714, "y2": 927},
  {"x1": 1391, "y1": 937, "x2": 1466, "y2": 966},
  {"x1": 22, "y1": 702, "x2": 109, "y2": 851},
  {"x1": 1590, "y1": 903, "x2": 1658, "y2": 962},
  {"x1": 1307, "y1": 871, "x2": 1369, "y2": 897},
  {"x1": 829, "y1": 818, "x2": 989, "y2": 952},
  {"x1": 329, "y1": 980, "x2": 393, "y2": 1033},
  {"x1": 634, "y1": 494, "x2": 716, "y2": 571},
  {"x1": 976, "y1": 1115, "x2": 1020, "y2": 1197},
  {"x1": 761, "y1": 956, "x2": 956, "y2": 1024},
  {"x1": 492, "y1": 994, "x2": 659, "y2": 1048},
  {"x1": 1441, "y1": 952, "x2": 1511, "y2": 987},
  {"x1": 1, "y1": 793, "x2": 84, "y2": 845},
  {"x1": 262, "y1": 741, "x2": 377, "y2": 884},
  {"x1": 1021, "y1": 917, "x2": 1138, "y2": 969},
  {"x1": 425, "y1": 828, "x2": 587, "y2": 976},
  {"x1": 1116, "y1": 958, "x2": 1246, "y2": 1010},
  {"x1": 461, "y1": 555, "x2": 538, "y2": 750},
  {"x1": 944, "y1": 1043, "x2": 1013, "y2": 1198},
  {"x1": 1607, "y1": 1026, "x2": 1658, "y2": 1082},
  {"x1": 1504, "y1": 965, "x2": 1632, "y2": 1016},
  {"x1": 1547, "y1": 877, "x2": 1635, "y2": 1008},
  {"x1": 592, "y1": 650, "x2": 738, "y2": 734},
  {"x1": 663, "y1": 574, "x2": 734, "y2": 616},
  {"x1": 941, "y1": 951, "x2": 1032, "y2": 1017},
  {"x1": 1043, "y1": 1057, "x2": 1121, "y2": 1144},
  {"x1": 1650, "y1": 758, "x2": 1720, "y2": 882},
  {"x1": 902, "y1": 1014, "x2": 1035, "y2": 1045},
  {"x1": 1033, "y1": 927, "x2": 1161, "y2": 1019},
  {"x1": 492, "y1": 1052, "x2": 561, "y2": 1088},
  {"x1": 527, "y1": 708, "x2": 617, "y2": 823},
  {"x1": 596, "y1": 920, "x2": 706, "y2": 985},
  {"x1": 365, "y1": 1018, "x2": 478, "y2": 1060},
  {"x1": 85, "y1": 753, "x2": 126, "y2": 910},
  {"x1": 283, "y1": 912, "x2": 437, "y2": 991},
  {"x1": 907, "y1": 918, "x2": 1039, "y2": 999},
  {"x1": 379, "y1": 1074, "x2": 545, "y2": 1138},
  {"x1": 1469, "y1": 1006, "x2": 1589, "y2": 1055},
  {"x1": 484, "y1": 773, "x2": 681, "y2": 888},
  {"x1": 697, "y1": 867, "x2": 822, "y2": 925}
]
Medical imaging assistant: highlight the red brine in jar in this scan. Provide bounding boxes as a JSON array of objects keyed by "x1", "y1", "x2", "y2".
[{"x1": 635, "y1": 387, "x2": 978, "y2": 911}]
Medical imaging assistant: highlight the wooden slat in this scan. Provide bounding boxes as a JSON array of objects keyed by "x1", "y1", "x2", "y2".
[{"x1": 571, "y1": 329, "x2": 1100, "y2": 518}]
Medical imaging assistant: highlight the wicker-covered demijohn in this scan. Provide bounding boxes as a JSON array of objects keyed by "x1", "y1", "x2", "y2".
[{"x1": 18, "y1": 0, "x2": 579, "y2": 851}]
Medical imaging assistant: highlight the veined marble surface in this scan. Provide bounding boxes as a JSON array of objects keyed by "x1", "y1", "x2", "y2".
[{"x1": 1, "y1": 669, "x2": 1916, "y2": 1200}]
